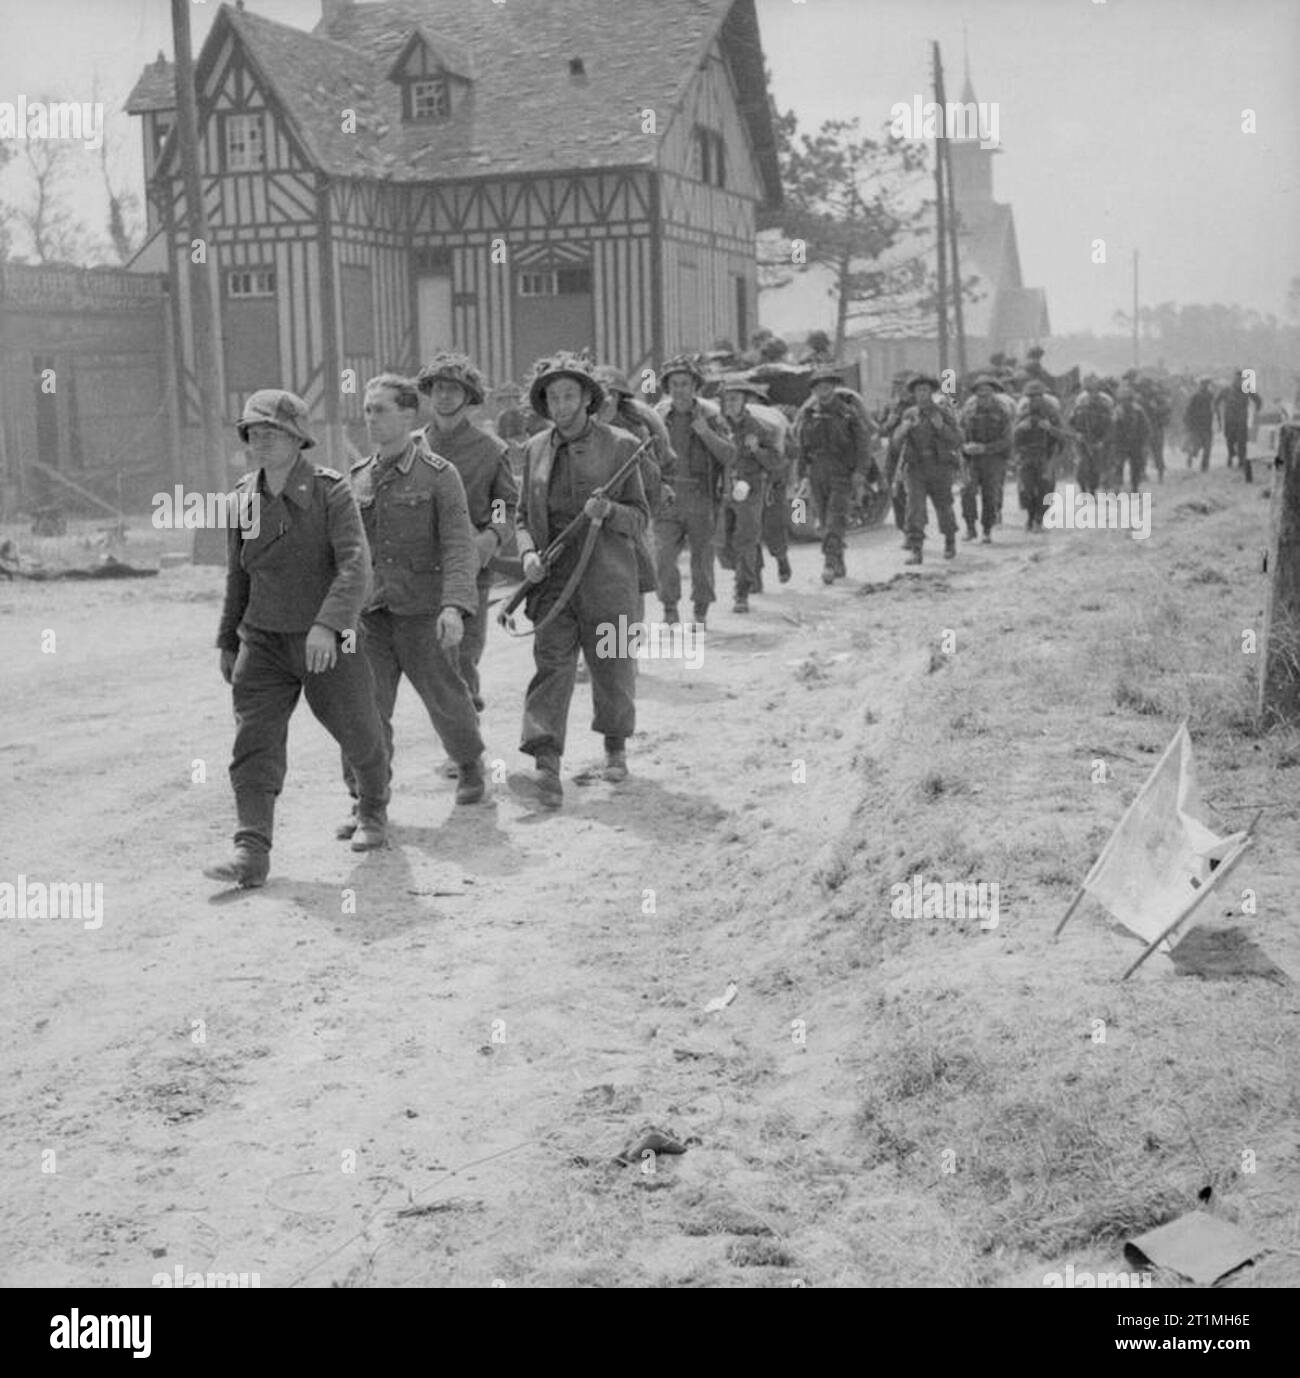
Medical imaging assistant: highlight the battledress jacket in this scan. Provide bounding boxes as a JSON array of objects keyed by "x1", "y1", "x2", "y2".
[
  {"x1": 515, "y1": 418, "x2": 650, "y2": 613},
  {"x1": 216, "y1": 453, "x2": 371, "y2": 652},
  {"x1": 347, "y1": 439, "x2": 479, "y2": 618}
]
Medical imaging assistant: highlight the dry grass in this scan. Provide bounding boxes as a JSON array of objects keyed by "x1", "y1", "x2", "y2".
[{"x1": 750, "y1": 473, "x2": 1300, "y2": 1282}]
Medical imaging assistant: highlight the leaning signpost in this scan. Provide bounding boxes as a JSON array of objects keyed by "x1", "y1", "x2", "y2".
[
  {"x1": 1257, "y1": 422, "x2": 1300, "y2": 726},
  {"x1": 1053, "y1": 722, "x2": 1258, "y2": 980}
]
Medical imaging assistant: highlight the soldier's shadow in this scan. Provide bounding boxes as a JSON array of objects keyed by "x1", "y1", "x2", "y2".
[
  {"x1": 271, "y1": 847, "x2": 469, "y2": 942},
  {"x1": 562, "y1": 773, "x2": 728, "y2": 846},
  {"x1": 397, "y1": 800, "x2": 536, "y2": 876}
]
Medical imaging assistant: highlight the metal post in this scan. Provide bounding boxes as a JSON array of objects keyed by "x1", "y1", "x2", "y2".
[
  {"x1": 172, "y1": 0, "x2": 230, "y2": 564},
  {"x1": 932, "y1": 43, "x2": 949, "y2": 376},
  {"x1": 934, "y1": 46, "x2": 966, "y2": 383}
]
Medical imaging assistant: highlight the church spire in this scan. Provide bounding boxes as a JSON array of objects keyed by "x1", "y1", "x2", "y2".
[{"x1": 961, "y1": 24, "x2": 976, "y2": 105}]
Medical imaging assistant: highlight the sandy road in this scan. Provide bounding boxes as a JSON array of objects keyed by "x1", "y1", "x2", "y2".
[{"x1": 1, "y1": 510, "x2": 918, "y2": 1286}]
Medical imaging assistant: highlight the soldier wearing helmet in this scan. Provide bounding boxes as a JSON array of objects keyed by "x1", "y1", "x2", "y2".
[
  {"x1": 958, "y1": 375, "x2": 1014, "y2": 544},
  {"x1": 1013, "y1": 377, "x2": 1066, "y2": 530},
  {"x1": 891, "y1": 373, "x2": 964, "y2": 565},
  {"x1": 205, "y1": 389, "x2": 389, "y2": 888},
  {"x1": 653, "y1": 354, "x2": 735, "y2": 628},
  {"x1": 718, "y1": 375, "x2": 782, "y2": 613},
  {"x1": 416, "y1": 352, "x2": 519, "y2": 722},
  {"x1": 1112, "y1": 384, "x2": 1152, "y2": 492},
  {"x1": 515, "y1": 352, "x2": 650, "y2": 808},
  {"x1": 792, "y1": 363, "x2": 875, "y2": 582},
  {"x1": 1215, "y1": 369, "x2": 1262, "y2": 481}
]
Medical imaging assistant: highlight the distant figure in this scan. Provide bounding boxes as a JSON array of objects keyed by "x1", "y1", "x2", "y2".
[
  {"x1": 878, "y1": 372, "x2": 914, "y2": 540},
  {"x1": 958, "y1": 375, "x2": 1014, "y2": 544},
  {"x1": 1184, "y1": 378, "x2": 1215, "y2": 472},
  {"x1": 1216, "y1": 369, "x2": 1263, "y2": 482},
  {"x1": 1013, "y1": 378, "x2": 1066, "y2": 532},
  {"x1": 1113, "y1": 385, "x2": 1152, "y2": 493},
  {"x1": 1068, "y1": 375, "x2": 1116, "y2": 494},
  {"x1": 793, "y1": 364, "x2": 874, "y2": 583},
  {"x1": 654, "y1": 355, "x2": 735, "y2": 628},
  {"x1": 891, "y1": 373, "x2": 963, "y2": 566},
  {"x1": 1023, "y1": 345, "x2": 1058, "y2": 396}
]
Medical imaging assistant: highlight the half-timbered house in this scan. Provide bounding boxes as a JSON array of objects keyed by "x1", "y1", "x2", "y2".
[{"x1": 127, "y1": 0, "x2": 779, "y2": 463}]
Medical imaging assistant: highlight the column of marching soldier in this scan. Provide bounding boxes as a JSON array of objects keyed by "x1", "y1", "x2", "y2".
[{"x1": 203, "y1": 349, "x2": 1245, "y2": 887}]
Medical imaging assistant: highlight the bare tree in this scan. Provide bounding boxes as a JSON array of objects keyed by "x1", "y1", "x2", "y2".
[
  {"x1": 14, "y1": 137, "x2": 96, "y2": 264},
  {"x1": 94, "y1": 75, "x2": 144, "y2": 265},
  {"x1": 0, "y1": 139, "x2": 16, "y2": 261}
]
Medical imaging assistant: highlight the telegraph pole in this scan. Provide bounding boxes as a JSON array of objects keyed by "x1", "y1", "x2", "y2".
[
  {"x1": 932, "y1": 42, "x2": 949, "y2": 375},
  {"x1": 1132, "y1": 249, "x2": 1140, "y2": 370},
  {"x1": 171, "y1": 0, "x2": 226, "y2": 515},
  {"x1": 934, "y1": 44, "x2": 966, "y2": 383}
]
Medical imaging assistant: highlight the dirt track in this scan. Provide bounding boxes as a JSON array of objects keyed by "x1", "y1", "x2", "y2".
[{"x1": 3, "y1": 464, "x2": 1298, "y2": 1288}]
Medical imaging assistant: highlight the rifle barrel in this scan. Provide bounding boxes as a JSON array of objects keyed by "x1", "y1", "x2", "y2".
[{"x1": 498, "y1": 438, "x2": 652, "y2": 623}]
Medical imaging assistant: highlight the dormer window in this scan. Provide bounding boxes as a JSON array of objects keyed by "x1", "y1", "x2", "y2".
[
  {"x1": 223, "y1": 113, "x2": 264, "y2": 171},
  {"x1": 389, "y1": 28, "x2": 472, "y2": 125},
  {"x1": 408, "y1": 78, "x2": 449, "y2": 122}
]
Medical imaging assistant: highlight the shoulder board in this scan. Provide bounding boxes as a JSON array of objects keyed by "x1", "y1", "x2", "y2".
[
  {"x1": 313, "y1": 465, "x2": 345, "y2": 480},
  {"x1": 233, "y1": 471, "x2": 257, "y2": 491},
  {"x1": 348, "y1": 455, "x2": 373, "y2": 473},
  {"x1": 416, "y1": 449, "x2": 450, "y2": 470}
]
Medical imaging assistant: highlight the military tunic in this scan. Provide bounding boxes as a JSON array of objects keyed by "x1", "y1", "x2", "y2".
[
  {"x1": 653, "y1": 398, "x2": 734, "y2": 617},
  {"x1": 890, "y1": 401, "x2": 963, "y2": 552},
  {"x1": 419, "y1": 416, "x2": 519, "y2": 711},
  {"x1": 515, "y1": 418, "x2": 649, "y2": 758},
  {"x1": 215, "y1": 452, "x2": 389, "y2": 853},
  {"x1": 345, "y1": 439, "x2": 484, "y2": 787},
  {"x1": 793, "y1": 393, "x2": 871, "y2": 573},
  {"x1": 958, "y1": 393, "x2": 1014, "y2": 536},
  {"x1": 720, "y1": 409, "x2": 782, "y2": 599}
]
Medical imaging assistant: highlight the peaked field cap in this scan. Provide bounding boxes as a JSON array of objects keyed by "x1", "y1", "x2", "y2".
[
  {"x1": 907, "y1": 373, "x2": 941, "y2": 392},
  {"x1": 416, "y1": 351, "x2": 486, "y2": 405},
  {"x1": 528, "y1": 351, "x2": 606, "y2": 417},
  {"x1": 236, "y1": 389, "x2": 315, "y2": 447}
]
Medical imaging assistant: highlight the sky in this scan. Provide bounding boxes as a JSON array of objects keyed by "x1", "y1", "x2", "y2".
[{"x1": 1, "y1": 0, "x2": 1297, "y2": 337}]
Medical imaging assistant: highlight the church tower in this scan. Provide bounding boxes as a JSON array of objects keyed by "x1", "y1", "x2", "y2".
[{"x1": 947, "y1": 54, "x2": 996, "y2": 218}]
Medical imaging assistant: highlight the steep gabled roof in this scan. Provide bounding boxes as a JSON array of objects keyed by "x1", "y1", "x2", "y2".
[
  {"x1": 125, "y1": 53, "x2": 174, "y2": 115},
  {"x1": 128, "y1": 0, "x2": 778, "y2": 200},
  {"x1": 317, "y1": 0, "x2": 776, "y2": 188}
]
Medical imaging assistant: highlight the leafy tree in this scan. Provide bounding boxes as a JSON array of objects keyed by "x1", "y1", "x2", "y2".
[{"x1": 765, "y1": 112, "x2": 935, "y2": 357}]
